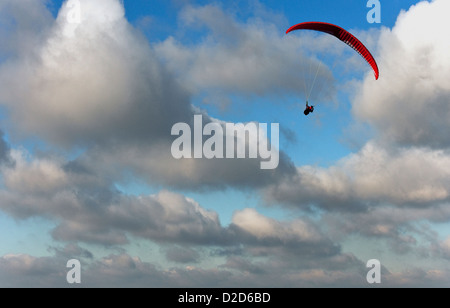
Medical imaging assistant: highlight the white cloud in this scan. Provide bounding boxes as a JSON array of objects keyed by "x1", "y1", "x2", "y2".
[
  {"x1": 3, "y1": 150, "x2": 68, "y2": 194},
  {"x1": 353, "y1": 0, "x2": 450, "y2": 148},
  {"x1": 232, "y1": 208, "x2": 322, "y2": 242},
  {"x1": 0, "y1": 0, "x2": 192, "y2": 147},
  {"x1": 265, "y1": 141, "x2": 450, "y2": 210}
]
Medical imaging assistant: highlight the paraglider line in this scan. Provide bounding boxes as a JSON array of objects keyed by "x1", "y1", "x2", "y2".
[{"x1": 307, "y1": 61, "x2": 321, "y2": 101}]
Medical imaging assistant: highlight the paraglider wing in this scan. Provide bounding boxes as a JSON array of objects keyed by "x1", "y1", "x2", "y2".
[{"x1": 286, "y1": 22, "x2": 379, "y2": 80}]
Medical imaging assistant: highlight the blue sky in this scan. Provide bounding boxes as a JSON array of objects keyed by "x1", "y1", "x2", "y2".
[{"x1": 0, "y1": 0, "x2": 449, "y2": 288}]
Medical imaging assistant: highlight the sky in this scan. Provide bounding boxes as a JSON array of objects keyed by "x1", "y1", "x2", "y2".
[{"x1": 0, "y1": 0, "x2": 449, "y2": 288}]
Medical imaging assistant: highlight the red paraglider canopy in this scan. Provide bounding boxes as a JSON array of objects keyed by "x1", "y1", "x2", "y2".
[{"x1": 286, "y1": 22, "x2": 379, "y2": 80}]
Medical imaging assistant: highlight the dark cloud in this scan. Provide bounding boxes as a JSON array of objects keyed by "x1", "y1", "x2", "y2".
[
  {"x1": 0, "y1": 130, "x2": 13, "y2": 167},
  {"x1": 49, "y1": 243, "x2": 94, "y2": 260},
  {"x1": 164, "y1": 246, "x2": 201, "y2": 264},
  {"x1": 220, "y1": 256, "x2": 267, "y2": 275},
  {"x1": 2, "y1": 250, "x2": 449, "y2": 288},
  {"x1": 80, "y1": 142, "x2": 296, "y2": 191},
  {"x1": 0, "y1": 0, "x2": 53, "y2": 59}
]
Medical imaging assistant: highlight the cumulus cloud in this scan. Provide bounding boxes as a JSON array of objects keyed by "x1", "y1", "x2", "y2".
[
  {"x1": 0, "y1": 0, "x2": 192, "y2": 148},
  {"x1": 0, "y1": 0, "x2": 296, "y2": 191},
  {"x1": 0, "y1": 254, "x2": 65, "y2": 287},
  {"x1": 0, "y1": 145, "x2": 447, "y2": 287},
  {"x1": 0, "y1": 147, "x2": 348, "y2": 278},
  {"x1": 264, "y1": 142, "x2": 450, "y2": 211},
  {"x1": 0, "y1": 151, "x2": 227, "y2": 245},
  {"x1": 0, "y1": 148, "x2": 323, "y2": 253},
  {"x1": 322, "y1": 203, "x2": 450, "y2": 256},
  {"x1": 232, "y1": 208, "x2": 322, "y2": 243},
  {"x1": 353, "y1": 0, "x2": 450, "y2": 148},
  {"x1": 0, "y1": 147, "x2": 373, "y2": 288},
  {"x1": 229, "y1": 208, "x2": 340, "y2": 258}
]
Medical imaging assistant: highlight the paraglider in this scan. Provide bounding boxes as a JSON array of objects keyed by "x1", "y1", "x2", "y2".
[
  {"x1": 304, "y1": 101, "x2": 314, "y2": 116},
  {"x1": 286, "y1": 21, "x2": 379, "y2": 116}
]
